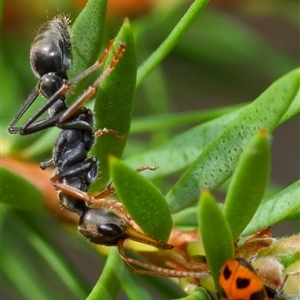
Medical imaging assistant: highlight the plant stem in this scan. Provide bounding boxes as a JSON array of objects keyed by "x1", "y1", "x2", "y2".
[{"x1": 136, "y1": 0, "x2": 210, "y2": 87}]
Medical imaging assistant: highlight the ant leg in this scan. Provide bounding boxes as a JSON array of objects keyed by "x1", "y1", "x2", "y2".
[
  {"x1": 8, "y1": 104, "x2": 66, "y2": 135},
  {"x1": 117, "y1": 240, "x2": 208, "y2": 278},
  {"x1": 9, "y1": 85, "x2": 70, "y2": 134},
  {"x1": 67, "y1": 39, "x2": 115, "y2": 86},
  {"x1": 136, "y1": 165, "x2": 159, "y2": 172},
  {"x1": 52, "y1": 180, "x2": 125, "y2": 214},
  {"x1": 94, "y1": 165, "x2": 158, "y2": 199},
  {"x1": 56, "y1": 108, "x2": 94, "y2": 132},
  {"x1": 40, "y1": 157, "x2": 54, "y2": 170},
  {"x1": 51, "y1": 158, "x2": 116, "y2": 205},
  {"x1": 59, "y1": 42, "x2": 126, "y2": 124},
  {"x1": 51, "y1": 157, "x2": 97, "y2": 181},
  {"x1": 8, "y1": 87, "x2": 39, "y2": 129},
  {"x1": 9, "y1": 103, "x2": 93, "y2": 135},
  {"x1": 93, "y1": 182, "x2": 116, "y2": 199},
  {"x1": 8, "y1": 40, "x2": 121, "y2": 135},
  {"x1": 94, "y1": 128, "x2": 124, "y2": 140},
  {"x1": 52, "y1": 180, "x2": 94, "y2": 203}
]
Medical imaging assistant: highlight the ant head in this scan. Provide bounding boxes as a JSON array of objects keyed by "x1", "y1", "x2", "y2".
[
  {"x1": 79, "y1": 208, "x2": 129, "y2": 246},
  {"x1": 79, "y1": 207, "x2": 173, "y2": 250}
]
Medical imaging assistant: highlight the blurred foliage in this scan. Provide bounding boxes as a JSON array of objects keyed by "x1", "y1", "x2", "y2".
[{"x1": 1, "y1": 0, "x2": 299, "y2": 299}]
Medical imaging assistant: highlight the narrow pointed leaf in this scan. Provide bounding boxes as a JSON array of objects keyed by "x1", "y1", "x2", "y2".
[
  {"x1": 109, "y1": 157, "x2": 172, "y2": 242},
  {"x1": 125, "y1": 109, "x2": 241, "y2": 178},
  {"x1": 67, "y1": 0, "x2": 107, "y2": 105},
  {"x1": 223, "y1": 129, "x2": 271, "y2": 239},
  {"x1": 136, "y1": 0, "x2": 210, "y2": 86},
  {"x1": 121, "y1": 269, "x2": 154, "y2": 300},
  {"x1": 0, "y1": 167, "x2": 43, "y2": 210},
  {"x1": 12, "y1": 211, "x2": 89, "y2": 298},
  {"x1": 2, "y1": 211, "x2": 89, "y2": 300},
  {"x1": 2, "y1": 242, "x2": 54, "y2": 300},
  {"x1": 91, "y1": 19, "x2": 136, "y2": 186},
  {"x1": 167, "y1": 68, "x2": 300, "y2": 213},
  {"x1": 86, "y1": 248, "x2": 123, "y2": 300},
  {"x1": 243, "y1": 180, "x2": 300, "y2": 236},
  {"x1": 69, "y1": 0, "x2": 107, "y2": 78},
  {"x1": 198, "y1": 189, "x2": 234, "y2": 287},
  {"x1": 130, "y1": 105, "x2": 244, "y2": 133}
]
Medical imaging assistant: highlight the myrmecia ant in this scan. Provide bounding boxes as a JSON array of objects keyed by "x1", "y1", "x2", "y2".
[{"x1": 8, "y1": 15, "x2": 209, "y2": 278}]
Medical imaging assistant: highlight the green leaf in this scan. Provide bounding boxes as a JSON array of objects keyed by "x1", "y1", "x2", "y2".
[
  {"x1": 125, "y1": 109, "x2": 241, "y2": 179},
  {"x1": 68, "y1": 0, "x2": 108, "y2": 105},
  {"x1": 136, "y1": 0, "x2": 210, "y2": 86},
  {"x1": 12, "y1": 211, "x2": 89, "y2": 298},
  {"x1": 242, "y1": 180, "x2": 300, "y2": 236},
  {"x1": 91, "y1": 19, "x2": 136, "y2": 187},
  {"x1": 86, "y1": 248, "x2": 123, "y2": 300},
  {"x1": 1, "y1": 242, "x2": 54, "y2": 300},
  {"x1": 121, "y1": 269, "x2": 154, "y2": 300},
  {"x1": 175, "y1": 287, "x2": 212, "y2": 300},
  {"x1": 130, "y1": 104, "x2": 244, "y2": 133},
  {"x1": 109, "y1": 157, "x2": 172, "y2": 242},
  {"x1": 198, "y1": 189, "x2": 234, "y2": 288},
  {"x1": 176, "y1": 10, "x2": 297, "y2": 82},
  {"x1": 279, "y1": 88, "x2": 300, "y2": 124},
  {"x1": 69, "y1": 0, "x2": 107, "y2": 78},
  {"x1": 223, "y1": 129, "x2": 271, "y2": 239},
  {"x1": 1, "y1": 211, "x2": 89, "y2": 300},
  {"x1": 173, "y1": 206, "x2": 198, "y2": 227},
  {"x1": 0, "y1": 167, "x2": 43, "y2": 210},
  {"x1": 284, "y1": 208, "x2": 300, "y2": 221},
  {"x1": 167, "y1": 68, "x2": 300, "y2": 213}
]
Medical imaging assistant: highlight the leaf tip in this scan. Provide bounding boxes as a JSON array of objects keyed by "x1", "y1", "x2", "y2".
[
  {"x1": 201, "y1": 186, "x2": 209, "y2": 194},
  {"x1": 123, "y1": 17, "x2": 130, "y2": 24},
  {"x1": 258, "y1": 128, "x2": 267, "y2": 138},
  {"x1": 108, "y1": 154, "x2": 117, "y2": 163}
]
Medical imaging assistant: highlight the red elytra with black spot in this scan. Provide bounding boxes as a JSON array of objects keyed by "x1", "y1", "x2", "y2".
[{"x1": 219, "y1": 258, "x2": 279, "y2": 300}]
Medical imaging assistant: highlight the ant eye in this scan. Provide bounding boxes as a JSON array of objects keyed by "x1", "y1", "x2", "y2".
[{"x1": 97, "y1": 223, "x2": 124, "y2": 238}]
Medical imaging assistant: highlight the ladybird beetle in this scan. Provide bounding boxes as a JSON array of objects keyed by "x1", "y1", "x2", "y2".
[{"x1": 219, "y1": 258, "x2": 281, "y2": 300}]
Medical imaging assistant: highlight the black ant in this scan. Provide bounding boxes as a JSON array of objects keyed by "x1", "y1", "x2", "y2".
[
  {"x1": 8, "y1": 15, "x2": 124, "y2": 214},
  {"x1": 8, "y1": 15, "x2": 209, "y2": 279}
]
